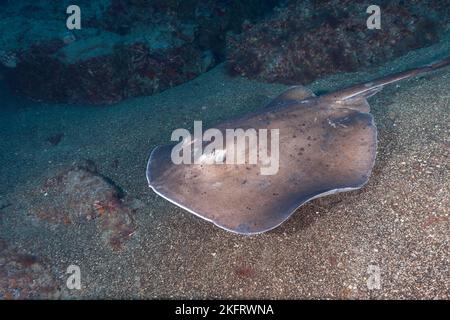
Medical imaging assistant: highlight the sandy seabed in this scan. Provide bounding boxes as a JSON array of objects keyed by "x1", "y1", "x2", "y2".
[{"x1": 0, "y1": 38, "x2": 449, "y2": 299}]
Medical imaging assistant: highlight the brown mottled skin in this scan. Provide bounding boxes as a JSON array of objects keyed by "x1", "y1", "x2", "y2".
[{"x1": 147, "y1": 57, "x2": 450, "y2": 234}]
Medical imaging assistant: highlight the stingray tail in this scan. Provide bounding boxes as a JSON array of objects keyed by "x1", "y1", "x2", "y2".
[{"x1": 328, "y1": 55, "x2": 450, "y2": 101}]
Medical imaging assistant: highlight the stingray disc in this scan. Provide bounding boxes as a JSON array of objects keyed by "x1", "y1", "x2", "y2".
[{"x1": 147, "y1": 87, "x2": 377, "y2": 234}]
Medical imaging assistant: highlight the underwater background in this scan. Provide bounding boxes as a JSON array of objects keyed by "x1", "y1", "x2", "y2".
[{"x1": 0, "y1": 0, "x2": 449, "y2": 299}]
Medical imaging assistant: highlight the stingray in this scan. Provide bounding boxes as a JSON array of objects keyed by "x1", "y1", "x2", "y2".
[{"x1": 146, "y1": 57, "x2": 450, "y2": 234}]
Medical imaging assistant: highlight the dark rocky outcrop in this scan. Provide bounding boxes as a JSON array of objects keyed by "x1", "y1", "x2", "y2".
[
  {"x1": 0, "y1": 0, "x2": 280, "y2": 104},
  {"x1": 227, "y1": 0, "x2": 449, "y2": 84}
]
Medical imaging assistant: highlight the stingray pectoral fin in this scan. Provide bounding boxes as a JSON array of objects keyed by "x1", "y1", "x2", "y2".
[{"x1": 146, "y1": 145, "x2": 287, "y2": 234}]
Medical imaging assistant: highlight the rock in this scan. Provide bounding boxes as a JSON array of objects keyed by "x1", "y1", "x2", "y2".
[
  {"x1": 200, "y1": 50, "x2": 216, "y2": 73},
  {"x1": 0, "y1": 51, "x2": 18, "y2": 68},
  {"x1": 226, "y1": 0, "x2": 449, "y2": 84},
  {"x1": 30, "y1": 164, "x2": 137, "y2": 250},
  {"x1": 61, "y1": 31, "x2": 77, "y2": 45},
  {"x1": 0, "y1": 241, "x2": 63, "y2": 299},
  {"x1": 0, "y1": 0, "x2": 281, "y2": 104}
]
